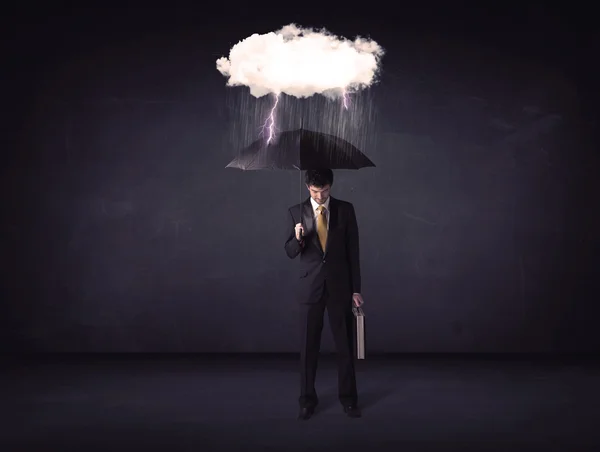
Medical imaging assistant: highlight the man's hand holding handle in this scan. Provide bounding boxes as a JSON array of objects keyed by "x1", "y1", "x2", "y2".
[{"x1": 295, "y1": 223, "x2": 305, "y2": 242}]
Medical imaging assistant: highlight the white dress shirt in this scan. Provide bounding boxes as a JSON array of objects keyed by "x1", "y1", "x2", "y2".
[{"x1": 310, "y1": 197, "x2": 330, "y2": 230}]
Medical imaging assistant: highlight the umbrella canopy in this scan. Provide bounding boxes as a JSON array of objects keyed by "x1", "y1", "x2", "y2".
[{"x1": 226, "y1": 128, "x2": 376, "y2": 170}]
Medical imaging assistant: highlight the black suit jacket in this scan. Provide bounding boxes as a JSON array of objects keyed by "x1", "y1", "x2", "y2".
[{"x1": 285, "y1": 197, "x2": 361, "y2": 305}]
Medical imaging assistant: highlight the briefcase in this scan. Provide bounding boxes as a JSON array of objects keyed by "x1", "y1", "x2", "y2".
[{"x1": 352, "y1": 306, "x2": 366, "y2": 360}]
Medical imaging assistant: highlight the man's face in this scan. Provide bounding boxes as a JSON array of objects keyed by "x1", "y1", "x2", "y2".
[{"x1": 307, "y1": 184, "x2": 331, "y2": 205}]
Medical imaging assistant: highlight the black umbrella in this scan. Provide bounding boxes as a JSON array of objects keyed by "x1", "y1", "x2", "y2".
[
  {"x1": 226, "y1": 128, "x2": 376, "y2": 171},
  {"x1": 226, "y1": 127, "x2": 375, "y2": 251}
]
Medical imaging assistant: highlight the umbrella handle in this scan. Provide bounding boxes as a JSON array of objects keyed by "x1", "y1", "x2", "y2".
[{"x1": 299, "y1": 170, "x2": 305, "y2": 242}]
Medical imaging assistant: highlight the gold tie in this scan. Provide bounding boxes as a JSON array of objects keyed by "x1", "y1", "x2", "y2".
[{"x1": 316, "y1": 205, "x2": 328, "y2": 251}]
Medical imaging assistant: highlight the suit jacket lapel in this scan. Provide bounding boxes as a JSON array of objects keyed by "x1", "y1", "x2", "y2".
[
  {"x1": 301, "y1": 199, "x2": 320, "y2": 252},
  {"x1": 324, "y1": 197, "x2": 337, "y2": 257}
]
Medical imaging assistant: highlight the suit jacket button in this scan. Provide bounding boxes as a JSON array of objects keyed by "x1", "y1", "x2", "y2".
[{"x1": 322, "y1": 260, "x2": 326, "y2": 264}]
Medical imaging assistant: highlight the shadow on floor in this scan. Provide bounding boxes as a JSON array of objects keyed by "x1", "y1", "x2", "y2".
[{"x1": 315, "y1": 386, "x2": 395, "y2": 412}]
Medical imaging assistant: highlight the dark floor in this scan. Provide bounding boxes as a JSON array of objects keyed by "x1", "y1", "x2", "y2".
[{"x1": 2, "y1": 354, "x2": 600, "y2": 451}]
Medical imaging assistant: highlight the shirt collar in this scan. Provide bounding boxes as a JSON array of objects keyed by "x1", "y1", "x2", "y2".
[{"x1": 310, "y1": 196, "x2": 330, "y2": 213}]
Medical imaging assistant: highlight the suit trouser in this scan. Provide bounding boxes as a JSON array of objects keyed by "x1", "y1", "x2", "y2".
[{"x1": 298, "y1": 281, "x2": 357, "y2": 408}]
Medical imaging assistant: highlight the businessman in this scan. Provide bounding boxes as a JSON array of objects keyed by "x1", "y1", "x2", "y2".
[{"x1": 285, "y1": 169, "x2": 364, "y2": 420}]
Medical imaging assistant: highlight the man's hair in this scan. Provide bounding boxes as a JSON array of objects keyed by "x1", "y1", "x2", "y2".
[{"x1": 305, "y1": 169, "x2": 334, "y2": 188}]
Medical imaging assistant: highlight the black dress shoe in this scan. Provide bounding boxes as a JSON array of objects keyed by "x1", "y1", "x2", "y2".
[
  {"x1": 343, "y1": 405, "x2": 362, "y2": 418},
  {"x1": 298, "y1": 406, "x2": 315, "y2": 420}
]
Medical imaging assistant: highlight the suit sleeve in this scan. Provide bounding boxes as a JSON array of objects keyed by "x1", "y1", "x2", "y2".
[
  {"x1": 346, "y1": 203, "x2": 361, "y2": 293},
  {"x1": 284, "y1": 208, "x2": 303, "y2": 259}
]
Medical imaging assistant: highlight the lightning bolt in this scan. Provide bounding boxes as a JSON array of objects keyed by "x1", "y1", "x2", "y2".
[
  {"x1": 260, "y1": 93, "x2": 280, "y2": 144},
  {"x1": 342, "y1": 88, "x2": 350, "y2": 110},
  {"x1": 259, "y1": 89, "x2": 347, "y2": 143}
]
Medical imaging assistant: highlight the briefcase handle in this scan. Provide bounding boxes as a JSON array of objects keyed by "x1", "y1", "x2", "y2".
[{"x1": 352, "y1": 306, "x2": 365, "y2": 317}]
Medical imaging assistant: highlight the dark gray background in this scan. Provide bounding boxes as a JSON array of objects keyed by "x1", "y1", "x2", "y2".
[{"x1": 3, "y1": 5, "x2": 598, "y2": 353}]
